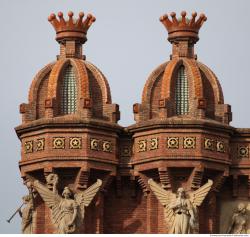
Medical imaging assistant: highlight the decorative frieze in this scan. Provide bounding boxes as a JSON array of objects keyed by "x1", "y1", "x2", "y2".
[
  {"x1": 238, "y1": 146, "x2": 249, "y2": 158},
  {"x1": 23, "y1": 135, "x2": 230, "y2": 156},
  {"x1": 53, "y1": 137, "x2": 65, "y2": 149},
  {"x1": 216, "y1": 141, "x2": 225, "y2": 153},
  {"x1": 90, "y1": 138, "x2": 114, "y2": 153},
  {"x1": 204, "y1": 138, "x2": 226, "y2": 153},
  {"x1": 24, "y1": 138, "x2": 45, "y2": 154},
  {"x1": 102, "y1": 140, "x2": 112, "y2": 153},
  {"x1": 69, "y1": 137, "x2": 82, "y2": 149},
  {"x1": 134, "y1": 136, "x2": 227, "y2": 154},
  {"x1": 24, "y1": 141, "x2": 33, "y2": 153},
  {"x1": 36, "y1": 138, "x2": 45, "y2": 151},
  {"x1": 183, "y1": 137, "x2": 196, "y2": 149},
  {"x1": 137, "y1": 138, "x2": 159, "y2": 152},
  {"x1": 204, "y1": 138, "x2": 214, "y2": 151},
  {"x1": 137, "y1": 140, "x2": 147, "y2": 152},
  {"x1": 120, "y1": 146, "x2": 131, "y2": 157},
  {"x1": 90, "y1": 138, "x2": 100, "y2": 151},
  {"x1": 149, "y1": 138, "x2": 159, "y2": 150},
  {"x1": 23, "y1": 136, "x2": 115, "y2": 154},
  {"x1": 167, "y1": 137, "x2": 179, "y2": 149}
]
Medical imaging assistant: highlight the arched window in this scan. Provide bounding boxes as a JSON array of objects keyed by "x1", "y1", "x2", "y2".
[
  {"x1": 175, "y1": 66, "x2": 189, "y2": 115},
  {"x1": 60, "y1": 65, "x2": 77, "y2": 114}
]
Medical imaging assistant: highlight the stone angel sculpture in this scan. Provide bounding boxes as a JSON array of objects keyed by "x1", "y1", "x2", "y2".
[
  {"x1": 18, "y1": 194, "x2": 34, "y2": 234},
  {"x1": 148, "y1": 179, "x2": 213, "y2": 234},
  {"x1": 32, "y1": 179, "x2": 102, "y2": 234},
  {"x1": 227, "y1": 203, "x2": 248, "y2": 234},
  {"x1": 18, "y1": 181, "x2": 36, "y2": 234}
]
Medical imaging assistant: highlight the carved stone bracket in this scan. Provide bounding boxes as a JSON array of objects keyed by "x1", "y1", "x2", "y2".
[
  {"x1": 211, "y1": 171, "x2": 228, "y2": 192},
  {"x1": 23, "y1": 176, "x2": 37, "y2": 199},
  {"x1": 45, "y1": 173, "x2": 58, "y2": 191},
  {"x1": 43, "y1": 168, "x2": 57, "y2": 191},
  {"x1": 158, "y1": 167, "x2": 172, "y2": 190},
  {"x1": 136, "y1": 173, "x2": 150, "y2": 196},
  {"x1": 100, "y1": 174, "x2": 114, "y2": 194},
  {"x1": 75, "y1": 168, "x2": 90, "y2": 191},
  {"x1": 189, "y1": 166, "x2": 204, "y2": 190}
]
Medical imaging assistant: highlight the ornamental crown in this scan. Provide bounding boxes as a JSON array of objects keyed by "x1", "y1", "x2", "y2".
[
  {"x1": 48, "y1": 11, "x2": 96, "y2": 43},
  {"x1": 160, "y1": 11, "x2": 207, "y2": 43}
]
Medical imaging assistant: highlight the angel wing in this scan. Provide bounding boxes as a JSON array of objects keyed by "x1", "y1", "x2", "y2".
[
  {"x1": 148, "y1": 179, "x2": 176, "y2": 227},
  {"x1": 189, "y1": 179, "x2": 213, "y2": 208},
  {"x1": 74, "y1": 179, "x2": 102, "y2": 221},
  {"x1": 32, "y1": 180, "x2": 63, "y2": 229}
]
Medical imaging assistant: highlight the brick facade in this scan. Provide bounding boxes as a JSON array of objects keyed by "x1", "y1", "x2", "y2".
[{"x1": 15, "y1": 11, "x2": 250, "y2": 234}]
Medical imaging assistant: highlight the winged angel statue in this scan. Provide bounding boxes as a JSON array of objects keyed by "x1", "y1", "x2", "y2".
[
  {"x1": 148, "y1": 179, "x2": 213, "y2": 234},
  {"x1": 32, "y1": 179, "x2": 102, "y2": 234}
]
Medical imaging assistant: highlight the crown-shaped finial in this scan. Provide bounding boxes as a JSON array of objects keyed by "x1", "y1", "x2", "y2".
[
  {"x1": 160, "y1": 11, "x2": 207, "y2": 43},
  {"x1": 48, "y1": 11, "x2": 96, "y2": 43}
]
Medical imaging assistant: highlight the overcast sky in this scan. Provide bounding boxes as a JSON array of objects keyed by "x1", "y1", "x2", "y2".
[{"x1": 1, "y1": 0, "x2": 250, "y2": 233}]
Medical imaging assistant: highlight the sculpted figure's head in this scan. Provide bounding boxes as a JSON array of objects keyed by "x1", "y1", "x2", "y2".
[
  {"x1": 22, "y1": 195, "x2": 31, "y2": 204},
  {"x1": 177, "y1": 187, "x2": 185, "y2": 198},
  {"x1": 237, "y1": 203, "x2": 246, "y2": 214},
  {"x1": 62, "y1": 187, "x2": 72, "y2": 199},
  {"x1": 46, "y1": 173, "x2": 58, "y2": 185}
]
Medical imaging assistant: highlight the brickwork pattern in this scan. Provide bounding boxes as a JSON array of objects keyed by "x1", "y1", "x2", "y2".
[{"x1": 15, "y1": 10, "x2": 250, "y2": 234}]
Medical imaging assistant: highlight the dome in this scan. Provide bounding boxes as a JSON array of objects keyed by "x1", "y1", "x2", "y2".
[
  {"x1": 133, "y1": 12, "x2": 231, "y2": 124},
  {"x1": 20, "y1": 11, "x2": 120, "y2": 124}
]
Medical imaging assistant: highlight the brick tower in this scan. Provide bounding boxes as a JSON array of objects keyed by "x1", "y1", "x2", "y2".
[
  {"x1": 16, "y1": 11, "x2": 250, "y2": 234},
  {"x1": 131, "y1": 11, "x2": 232, "y2": 233},
  {"x1": 15, "y1": 11, "x2": 121, "y2": 234}
]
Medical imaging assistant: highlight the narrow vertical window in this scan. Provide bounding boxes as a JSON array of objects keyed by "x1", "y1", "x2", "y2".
[
  {"x1": 175, "y1": 66, "x2": 189, "y2": 115},
  {"x1": 60, "y1": 65, "x2": 77, "y2": 114}
]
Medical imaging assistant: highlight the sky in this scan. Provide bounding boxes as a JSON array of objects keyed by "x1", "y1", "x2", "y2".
[{"x1": 1, "y1": 0, "x2": 250, "y2": 233}]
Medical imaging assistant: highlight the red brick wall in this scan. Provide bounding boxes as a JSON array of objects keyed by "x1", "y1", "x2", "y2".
[
  {"x1": 103, "y1": 179, "x2": 147, "y2": 233},
  {"x1": 34, "y1": 196, "x2": 45, "y2": 233}
]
